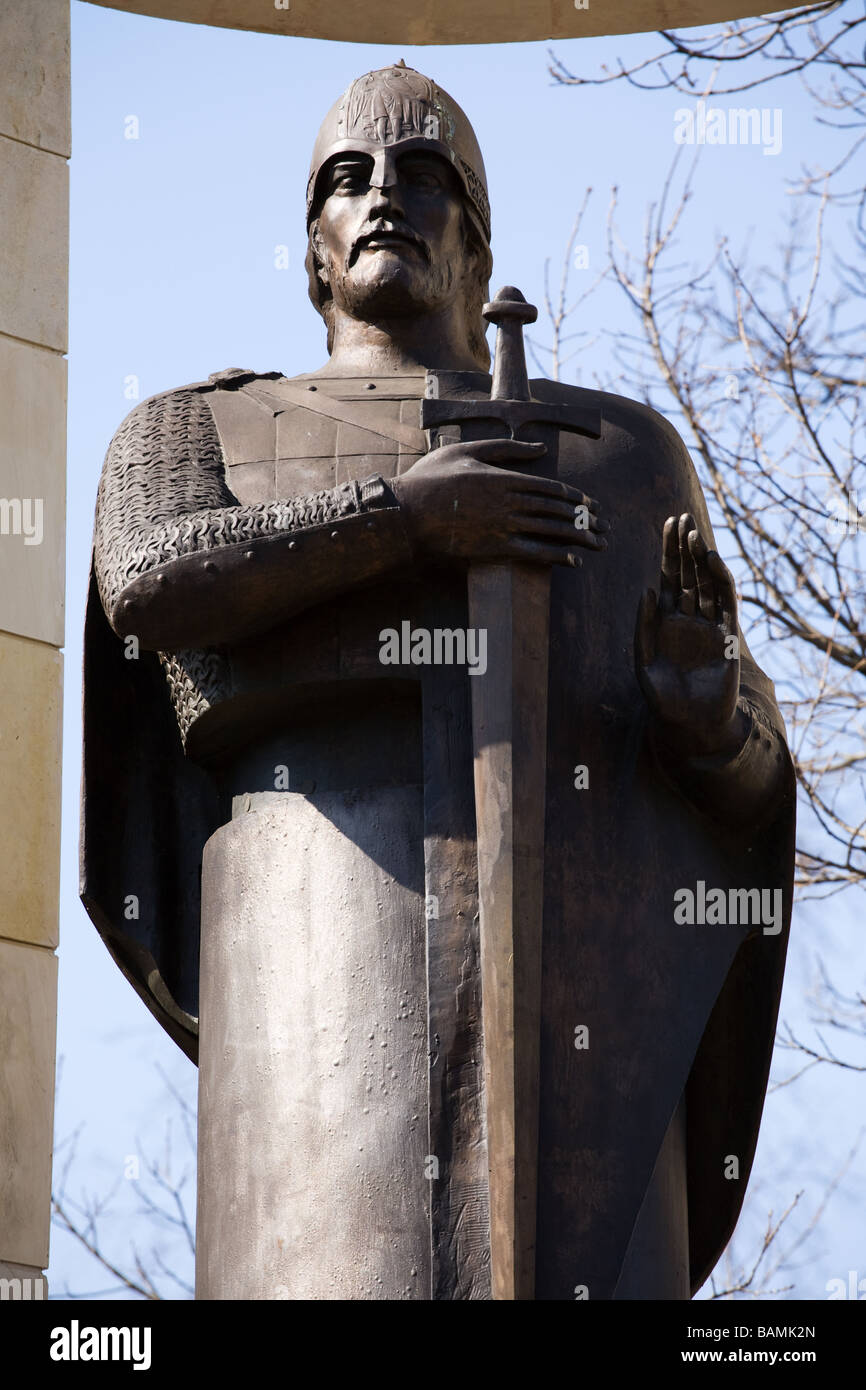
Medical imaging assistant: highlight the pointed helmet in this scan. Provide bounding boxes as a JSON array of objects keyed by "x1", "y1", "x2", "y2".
[{"x1": 306, "y1": 63, "x2": 491, "y2": 245}]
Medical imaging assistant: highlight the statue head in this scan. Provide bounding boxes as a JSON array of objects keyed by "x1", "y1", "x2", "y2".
[{"x1": 305, "y1": 64, "x2": 493, "y2": 369}]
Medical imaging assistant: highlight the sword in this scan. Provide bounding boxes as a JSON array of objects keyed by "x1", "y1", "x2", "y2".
[{"x1": 421, "y1": 287, "x2": 601, "y2": 1299}]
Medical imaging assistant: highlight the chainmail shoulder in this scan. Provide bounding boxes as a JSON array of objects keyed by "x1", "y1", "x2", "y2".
[
  {"x1": 94, "y1": 387, "x2": 370, "y2": 615},
  {"x1": 93, "y1": 382, "x2": 392, "y2": 749}
]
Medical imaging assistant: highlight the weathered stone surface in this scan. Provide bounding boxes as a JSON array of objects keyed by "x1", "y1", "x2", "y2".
[
  {"x1": 196, "y1": 788, "x2": 430, "y2": 1300},
  {"x1": 0, "y1": 0, "x2": 65, "y2": 1300},
  {"x1": 0, "y1": 137, "x2": 68, "y2": 353},
  {"x1": 0, "y1": 0, "x2": 70, "y2": 158},
  {"x1": 0, "y1": 633, "x2": 62, "y2": 949},
  {"x1": 84, "y1": 0, "x2": 773, "y2": 45},
  {"x1": 0, "y1": 338, "x2": 66, "y2": 646},
  {"x1": 0, "y1": 940, "x2": 57, "y2": 1268}
]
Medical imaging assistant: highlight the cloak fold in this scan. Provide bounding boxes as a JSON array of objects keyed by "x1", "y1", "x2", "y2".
[{"x1": 81, "y1": 565, "x2": 218, "y2": 1063}]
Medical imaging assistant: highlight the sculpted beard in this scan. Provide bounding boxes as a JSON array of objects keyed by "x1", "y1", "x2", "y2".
[
  {"x1": 305, "y1": 212, "x2": 492, "y2": 367},
  {"x1": 312, "y1": 221, "x2": 463, "y2": 320}
]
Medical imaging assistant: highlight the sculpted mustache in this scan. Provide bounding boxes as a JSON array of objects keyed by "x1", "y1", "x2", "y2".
[{"x1": 348, "y1": 228, "x2": 430, "y2": 263}]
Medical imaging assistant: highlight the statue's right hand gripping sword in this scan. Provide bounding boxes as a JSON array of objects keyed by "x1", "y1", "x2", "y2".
[{"x1": 421, "y1": 288, "x2": 601, "y2": 1299}]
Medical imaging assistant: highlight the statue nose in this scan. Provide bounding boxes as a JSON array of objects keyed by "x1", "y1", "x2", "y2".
[
  {"x1": 369, "y1": 147, "x2": 401, "y2": 194},
  {"x1": 368, "y1": 182, "x2": 405, "y2": 219}
]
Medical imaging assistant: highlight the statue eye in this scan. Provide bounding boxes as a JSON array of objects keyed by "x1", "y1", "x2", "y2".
[
  {"x1": 330, "y1": 167, "x2": 368, "y2": 193},
  {"x1": 398, "y1": 158, "x2": 446, "y2": 190},
  {"x1": 405, "y1": 167, "x2": 441, "y2": 189}
]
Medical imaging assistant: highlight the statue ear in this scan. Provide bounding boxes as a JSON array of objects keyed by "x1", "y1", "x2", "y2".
[
  {"x1": 310, "y1": 221, "x2": 330, "y2": 287},
  {"x1": 460, "y1": 242, "x2": 478, "y2": 281},
  {"x1": 460, "y1": 207, "x2": 490, "y2": 284}
]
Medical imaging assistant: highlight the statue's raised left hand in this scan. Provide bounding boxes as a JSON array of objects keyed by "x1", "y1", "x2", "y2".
[{"x1": 635, "y1": 514, "x2": 742, "y2": 755}]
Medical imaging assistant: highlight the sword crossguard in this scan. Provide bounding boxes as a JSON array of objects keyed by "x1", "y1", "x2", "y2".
[{"x1": 420, "y1": 284, "x2": 602, "y2": 448}]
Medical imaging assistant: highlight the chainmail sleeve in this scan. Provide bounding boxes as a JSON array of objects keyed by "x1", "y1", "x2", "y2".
[
  {"x1": 93, "y1": 386, "x2": 414, "y2": 652},
  {"x1": 95, "y1": 388, "x2": 396, "y2": 614}
]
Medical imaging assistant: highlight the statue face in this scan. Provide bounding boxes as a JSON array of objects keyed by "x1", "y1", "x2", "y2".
[{"x1": 313, "y1": 149, "x2": 472, "y2": 322}]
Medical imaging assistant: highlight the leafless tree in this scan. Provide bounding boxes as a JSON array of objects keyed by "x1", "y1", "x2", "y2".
[
  {"x1": 543, "y1": 4, "x2": 866, "y2": 895},
  {"x1": 537, "y1": 7, "x2": 866, "y2": 1297},
  {"x1": 51, "y1": 1063, "x2": 195, "y2": 1300}
]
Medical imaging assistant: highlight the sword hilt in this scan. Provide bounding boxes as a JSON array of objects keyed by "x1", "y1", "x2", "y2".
[
  {"x1": 420, "y1": 285, "x2": 602, "y2": 446},
  {"x1": 483, "y1": 287, "x2": 537, "y2": 404}
]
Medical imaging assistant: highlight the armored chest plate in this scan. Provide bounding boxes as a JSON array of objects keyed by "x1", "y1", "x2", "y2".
[{"x1": 206, "y1": 374, "x2": 430, "y2": 506}]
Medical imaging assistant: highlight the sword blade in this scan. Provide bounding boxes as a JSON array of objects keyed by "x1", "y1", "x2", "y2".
[
  {"x1": 468, "y1": 560, "x2": 549, "y2": 1300},
  {"x1": 421, "y1": 593, "x2": 490, "y2": 1301}
]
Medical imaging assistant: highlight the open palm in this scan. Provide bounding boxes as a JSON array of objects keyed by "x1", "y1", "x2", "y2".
[{"x1": 635, "y1": 513, "x2": 740, "y2": 737}]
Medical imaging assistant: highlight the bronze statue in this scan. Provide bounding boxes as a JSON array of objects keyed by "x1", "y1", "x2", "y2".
[{"x1": 81, "y1": 63, "x2": 795, "y2": 1300}]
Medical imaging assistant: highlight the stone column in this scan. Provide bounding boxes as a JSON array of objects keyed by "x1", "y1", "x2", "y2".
[{"x1": 0, "y1": 0, "x2": 69, "y2": 1301}]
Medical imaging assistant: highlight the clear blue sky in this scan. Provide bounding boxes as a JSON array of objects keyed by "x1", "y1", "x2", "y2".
[{"x1": 53, "y1": 0, "x2": 865, "y2": 1297}]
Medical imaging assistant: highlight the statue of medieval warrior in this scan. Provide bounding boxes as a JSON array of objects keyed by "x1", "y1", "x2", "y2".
[{"x1": 81, "y1": 63, "x2": 795, "y2": 1300}]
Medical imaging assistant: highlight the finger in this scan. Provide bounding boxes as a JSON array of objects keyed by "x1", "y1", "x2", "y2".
[
  {"x1": 688, "y1": 529, "x2": 717, "y2": 621},
  {"x1": 677, "y1": 514, "x2": 698, "y2": 616},
  {"x1": 507, "y1": 493, "x2": 605, "y2": 527},
  {"x1": 512, "y1": 516, "x2": 607, "y2": 547},
  {"x1": 660, "y1": 516, "x2": 680, "y2": 612},
  {"x1": 634, "y1": 588, "x2": 658, "y2": 673},
  {"x1": 707, "y1": 550, "x2": 738, "y2": 633},
  {"x1": 508, "y1": 476, "x2": 601, "y2": 512},
  {"x1": 506, "y1": 494, "x2": 590, "y2": 521},
  {"x1": 572, "y1": 502, "x2": 609, "y2": 535},
  {"x1": 505, "y1": 537, "x2": 587, "y2": 568},
  {"x1": 469, "y1": 439, "x2": 547, "y2": 466},
  {"x1": 570, "y1": 529, "x2": 608, "y2": 550},
  {"x1": 677, "y1": 513, "x2": 697, "y2": 591}
]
